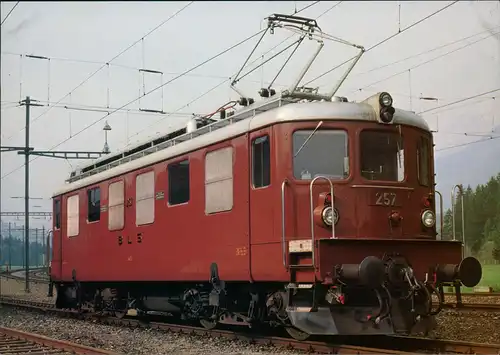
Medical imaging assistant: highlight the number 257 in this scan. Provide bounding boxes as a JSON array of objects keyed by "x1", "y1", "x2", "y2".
[{"x1": 375, "y1": 192, "x2": 396, "y2": 206}]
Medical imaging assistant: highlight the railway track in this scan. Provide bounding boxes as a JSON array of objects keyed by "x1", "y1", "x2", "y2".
[
  {"x1": 0, "y1": 326, "x2": 121, "y2": 355},
  {"x1": 443, "y1": 292, "x2": 500, "y2": 297},
  {"x1": 440, "y1": 301, "x2": 500, "y2": 312},
  {"x1": 0, "y1": 267, "x2": 50, "y2": 284},
  {"x1": 1, "y1": 295, "x2": 499, "y2": 354}
]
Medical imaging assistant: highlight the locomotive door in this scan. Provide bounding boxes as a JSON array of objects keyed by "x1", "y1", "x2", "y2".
[
  {"x1": 248, "y1": 127, "x2": 284, "y2": 279},
  {"x1": 51, "y1": 197, "x2": 63, "y2": 280}
]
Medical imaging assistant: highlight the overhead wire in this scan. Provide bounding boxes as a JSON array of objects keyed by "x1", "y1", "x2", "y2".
[
  {"x1": 419, "y1": 96, "x2": 496, "y2": 116},
  {"x1": 347, "y1": 26, "x2": 500, "y2": 78},
  {"x1": 0, "y1": 28, "x2": 269, "y2": 180},
  {"x1": 120, "y1": 78, "x2": 231, "y2": 146},
  {"x1": 0, "y1": 1, "x2": 348, "y2": 180},
  {"x1": 2, "y1": 1, "x2": 324, "y2": 144},
  {"x1": 123, "y1": 1, "x2": 336, "y2": 145},
  {"x1": 0, "y1": 1, "x2": 19, "y2": 26},
  {"x1": 304, "y1": 0, "x2": 459, "y2": 86},
  {"x1": 435, "y1": 136, "x2": 500, "y2": 152},
  {"x1": 418, "y1": 88, "x2": 499, "y2": 115},
  {"x1": 352, "y1": 30, "x2": 499, "y2": 93},
  {"x1": 2, "y1": 1, "x2": 327, "y2": 181},
  {"x1": 3, "y1": 1, "x2": 194, "y2": 142}
]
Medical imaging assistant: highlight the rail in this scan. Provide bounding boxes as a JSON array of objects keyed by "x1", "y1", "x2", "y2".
[
  {"x1": 0, "y1": 326, "x2": 121, "y2": 354},
  {"x1": 5, "y1": 296, "x2": 498, "y2": 354}
]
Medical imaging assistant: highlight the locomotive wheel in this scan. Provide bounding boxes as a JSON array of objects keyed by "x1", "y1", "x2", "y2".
[
  {"x1": 200, "y1": 318, "x2": 217, "y2": 330},
  {"x1": 285, "y1": 326, "x2": 310, "y2": 341},
  {"x1": 113, "y1": 298, "x2": 128, "y2": 319},
  {"x1": 115, "y1": 310, "x2": 127, "y2": 319}
]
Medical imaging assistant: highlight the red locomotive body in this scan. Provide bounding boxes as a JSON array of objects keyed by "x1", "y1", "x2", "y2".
[{"x1": 49, "y1": 14, "x2": 482, "y2": 340}]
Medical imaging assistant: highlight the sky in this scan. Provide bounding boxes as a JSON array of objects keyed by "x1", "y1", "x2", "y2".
[{"x1": 1, "y1": 0, "x2": 499, "y2": 230}]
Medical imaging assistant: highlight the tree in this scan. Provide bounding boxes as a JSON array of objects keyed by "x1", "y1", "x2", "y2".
[{"x1": 442, "y1": 173, "x2": 500, "y2": 259}]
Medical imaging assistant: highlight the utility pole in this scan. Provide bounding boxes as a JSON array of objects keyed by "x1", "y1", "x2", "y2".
[
  {"x1": 1, "y1": 95, "x2": 111, "y2": 292},
  {"x1": 0, "y1": 226, "x2": 3, "y2": 271},
  {"x1": 22, "y1": 229, "x2": 25, "y2": 268},
  {"x1": 8, "y1": 222, "x2": 12, "y2": 269},
  {"x1": 42, "y1": 225, "x2": 45, "y2": 267},
  {"x1": 24, "y1": 97, "x2": 32, "y2": 292},
  {"x1": 35, "y1": 228, "x2": 38, "y2": 267}
]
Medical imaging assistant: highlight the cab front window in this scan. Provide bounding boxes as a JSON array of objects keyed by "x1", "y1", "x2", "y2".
[
  {"x1": 360, "y1": 130, "x2": 404, "y2": 182},
  {"x1": 292, "y1": 129, "x2": 349, "y2": 180}
]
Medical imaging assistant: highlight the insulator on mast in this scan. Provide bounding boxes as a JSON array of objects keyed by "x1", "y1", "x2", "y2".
[
  {"x1": 237, "y1": 97, "x2": 255, "y2": 107},
  {"x1": 258, "y1": 88, "x2": 276, "y2": 98}
]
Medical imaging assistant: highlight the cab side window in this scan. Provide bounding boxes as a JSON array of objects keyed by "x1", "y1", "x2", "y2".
[
  {"x1": 252, "y1": 135, "x2": 270, "y2": 188},
  {"x1": 87, "y1": 187, "x2": 101, "y2": 222},
  {"x1": 54, "y1": 199, "x2": 61, "y2": 229},
  {"x1": 168, "y1": 160, "x2": 190, "y2": 205},
  {"x1": 417, "y1": 136, "x2": 430, "y2": 186}
]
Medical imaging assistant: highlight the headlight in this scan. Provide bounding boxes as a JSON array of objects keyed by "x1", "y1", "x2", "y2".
[
  {"x1": 321, "y1": 206, "x2": 339, "y2": 226},
  {"x1": 379, "y1": 92, "x2": 393, "y2": 107},
  {"x1": 421, "y1": 209, "x2": 436, "y2": 228}
]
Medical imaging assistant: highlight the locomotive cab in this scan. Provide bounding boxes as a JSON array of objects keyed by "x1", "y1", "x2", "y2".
[{"x1": 280, "y1": 92, "x2": 483, "y2": 339}]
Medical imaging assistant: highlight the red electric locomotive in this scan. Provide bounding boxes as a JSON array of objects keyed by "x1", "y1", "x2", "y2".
[{"x1": 48, "y1": 14, "x2": 482, "y2": 340}]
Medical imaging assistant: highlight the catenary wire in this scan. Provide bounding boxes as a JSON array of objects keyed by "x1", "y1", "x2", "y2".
[
  {"x1": 418, "y1": 89, "x2": 499, "y2": 114},
  {"x1": 1, "y1": 1, "x2": 322, "y2": 144},
  {"x1": 435, "y1": 136, "x2": 500, "y2": 152},
  {"x1": 351, "y1": 31, "x2": 499, "y2": 93},
  {"x1": 345, "y1": 26, "x2": 499, "y2": 78},
  {"x1": 0, "y1": 2, "x2": 327, "y2": 79},
  {"x1": 4, "y1": 1, "x2": 194, "y2": 142},
  {"x1": 0, "y1": 1, "x2": 20, "y2": 26},
  {"x1": 0, "y1": 28, "x2": 268, "y2": 180},
  {"x1": 1, "y1": 2, "x2": 333, "y2": 144},
  {"x1": 304, "y1": 0, "x2": 459, "y2": 86},
  {"x1": 0, "y1": 2, "x2": 325, "y2": 172}
]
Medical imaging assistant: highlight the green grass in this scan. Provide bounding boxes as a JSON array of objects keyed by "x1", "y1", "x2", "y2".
[
  {"x1": 477, "y1": 264, "x2": 500, "y2": 291},
  {"x1": 449, "y1": 264, "x2": 500, "y2": 293}
]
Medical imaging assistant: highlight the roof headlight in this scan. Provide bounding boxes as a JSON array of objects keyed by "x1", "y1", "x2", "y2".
[
  {"x1": 421, "y1": 209, "x2": 436, "y2": 228},
  {"x1": 379, "y1": 92, "x2": 393, "y2": 107}
]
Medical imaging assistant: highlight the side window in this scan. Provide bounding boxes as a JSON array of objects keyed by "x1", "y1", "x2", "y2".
[
  {"x1": 136, "y1": 171, "x2": 155, "y2": 225},
  {"x1": 67, "y1": 194, "x2": 79, "y2": 237},
  {"x1": 418, "y1": 136, "x2": 430, "y2": 186},
  {"x1": 87, "y1": 187, "x2": 101, "y2": 222},
  {"x1": 205, "y1": 147, "x2": 233, "y2": 214},
  {"x1": 54, "y1": 199, "x2": 61, "y2": 229},
  {"x1": 108, "y1": 180, "x2": 124, "y2": 230},
  {"x1": 252, "y1": 135, "x2": 270, "y2": 188},
  {"x1": 168, "y1": 160, "x2": 190, "y2": 205}
]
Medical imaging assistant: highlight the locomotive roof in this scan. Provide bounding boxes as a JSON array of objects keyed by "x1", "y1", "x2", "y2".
[{"x1": 53, "y1": 99, "x2": 430, "y2": 197}]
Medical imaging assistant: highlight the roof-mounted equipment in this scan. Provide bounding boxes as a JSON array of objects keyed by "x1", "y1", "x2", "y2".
[
  {"x1": 66, "y1": 13, "x2": 366, "y2": 184},
  {"x1": 362, "y1": 92, "x2": 395, "y2": 124}
]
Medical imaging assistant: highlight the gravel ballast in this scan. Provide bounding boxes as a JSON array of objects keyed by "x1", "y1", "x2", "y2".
[
  {"x1": 1, "y1": 276, "x2": 499, "y2": 351},
  {"x1": 0, "y1": 308, "x2": 307, "y2": 355}
]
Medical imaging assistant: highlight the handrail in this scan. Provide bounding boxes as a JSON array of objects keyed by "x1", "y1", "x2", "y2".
[
  {"x1": 46, "y1": 230, "x2": 53, "y2": 271},
  {"x1": 451, "y1": 184, "x2": 465, "y2": 257},
  {"x1": 281, "y1": 180, "x2": 288, "y2": 268},
  {"x1": 309, "y1": 176, "x2": 335, "y2": 268},
  {"x1": 435, "y1": 190, "x2": 444, "y2": 239}
]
